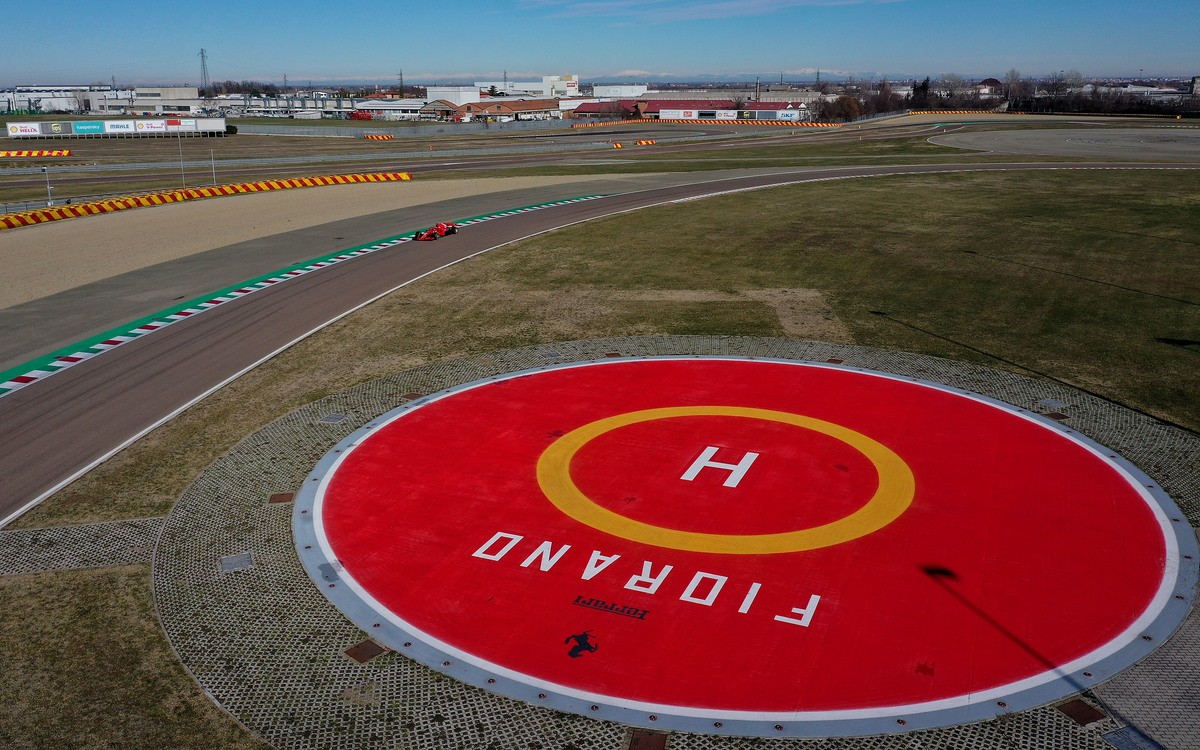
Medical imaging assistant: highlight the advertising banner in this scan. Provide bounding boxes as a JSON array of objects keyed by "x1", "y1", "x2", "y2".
[
  {"x1": 659, "y1": 109, "x2": 696, "y2": 120},
  {"x1": 6, "y1": 118, "x2": 222, "y2": 139},
  {"x1": 6, "y1": 122, "x2": 42, "y2": 137},
  {"x1": 713, "y1": 110, "x2": 738, "y2": 119},
  {"x1": 776, "y1": 109, "x2": 801, "y2": 121}
]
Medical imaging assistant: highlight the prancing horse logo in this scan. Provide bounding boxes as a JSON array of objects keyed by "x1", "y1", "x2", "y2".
[{"x1": 565, "y1": 631, "x2": 599, "y2": 658}]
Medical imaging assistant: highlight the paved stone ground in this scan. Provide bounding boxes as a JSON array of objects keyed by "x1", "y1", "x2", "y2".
[
  {"x1": 0, "y1": 516, "x2": 162, "y2": 574},
  {"x1": 151, "y1": 336, "x2": 1200, "y2": 750}
]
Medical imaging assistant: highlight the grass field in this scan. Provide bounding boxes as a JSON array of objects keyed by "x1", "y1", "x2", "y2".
[{"x1": 1, "y1": 154, "x2": 1198, "y2": 747}]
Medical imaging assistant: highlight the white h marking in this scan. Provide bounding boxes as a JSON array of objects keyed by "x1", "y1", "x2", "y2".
[{"x1": 681, "y1": 446, "x2": 759, "y2": 488}]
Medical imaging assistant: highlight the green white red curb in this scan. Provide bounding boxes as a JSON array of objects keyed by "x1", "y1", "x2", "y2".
[{"x1": 0, "y1": 195, "x2": 604, "y2": 398}]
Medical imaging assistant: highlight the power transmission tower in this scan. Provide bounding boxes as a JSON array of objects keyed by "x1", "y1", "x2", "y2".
[
  {"x1": 397, "y1": 70, "x2": 404, "y2": 97},
  {"x1": 199, "y1": 49, "x2": 214, "y2": 111},
  {"x1": 199, "y1": 49, "x2": 210, "y2": 94}
]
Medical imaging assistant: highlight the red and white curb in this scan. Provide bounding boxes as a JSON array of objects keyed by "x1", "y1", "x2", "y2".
[{"x1": 0, "y1": 196, "x2": 603, "y2": 398}]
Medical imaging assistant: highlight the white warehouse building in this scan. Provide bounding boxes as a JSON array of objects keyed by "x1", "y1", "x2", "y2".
[
  {"x1": 593, "y1": 84, "x2": 649, "y2": 98},
  {"x1": 474, "y1": 75, "x2": 580, "y2": 98},
  {"x1": 2, "y1": 84, "x2": 123, "y2": 113}
]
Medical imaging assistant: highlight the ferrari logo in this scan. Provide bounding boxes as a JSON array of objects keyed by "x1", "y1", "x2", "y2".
[{"x1": 564, "y1": 630, "x2": 598, "y2": 658}]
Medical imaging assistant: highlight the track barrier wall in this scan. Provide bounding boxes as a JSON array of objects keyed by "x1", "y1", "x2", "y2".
[
  {"x1": 0, "y1": 150, "x2": 72, "y2": 157},
  {"x1": 0, "y1": 172, "x2": 413, "y2": 231}
]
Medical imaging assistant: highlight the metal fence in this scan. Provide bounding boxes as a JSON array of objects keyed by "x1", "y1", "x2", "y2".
[{"x1": 234, "y1": 119, "x2": 574, "y2": 138}]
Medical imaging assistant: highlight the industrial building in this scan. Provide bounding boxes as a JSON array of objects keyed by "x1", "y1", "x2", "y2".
[{"x1": 572, "y1": 99, "x2": 812, "y2": 121}]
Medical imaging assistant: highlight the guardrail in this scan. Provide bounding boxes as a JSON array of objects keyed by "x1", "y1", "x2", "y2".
[{"x1": 235, "y1": 118, "x2": 573, "y2": 138}]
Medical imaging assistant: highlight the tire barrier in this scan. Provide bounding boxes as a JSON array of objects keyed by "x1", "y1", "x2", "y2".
[
  {"x1": 0, "y1": 150, "x2": 72, "y2": 157},
  {"x1": 0, "y1": 172, "x2": 413, "y2": 231},
  {"x1": 635, "y1": 140, "x2": 657, "y2": 145},
  {"x1": 363, "y1": 134, "x2": 395, "y2": 140},
  {"x1": 612, "y1": 142, "x2": 624, "y2": 149},
  {"x1": 571, "y1": 119, "x2": 649, "y2": 128},
  {"x1": 908, "y1": 110, "x2": 1000, "y2": 115}
]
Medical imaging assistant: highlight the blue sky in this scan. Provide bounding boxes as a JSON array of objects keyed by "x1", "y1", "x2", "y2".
[{"x1": 3, "y1": 0, "x2": 1196, "y2": 86}]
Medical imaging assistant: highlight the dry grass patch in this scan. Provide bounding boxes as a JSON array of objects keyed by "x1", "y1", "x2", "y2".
[{"x1": 0, "y1": 566, "x2": 263, "y2": 749}]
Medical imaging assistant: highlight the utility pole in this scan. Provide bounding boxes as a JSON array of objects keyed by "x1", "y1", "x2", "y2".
[
  {"x1": 178, "y1": 132, "x2": 186, "y2": 188},
  {"x1": 42, "y1": 167, "x2": 53, "y2": 207}
]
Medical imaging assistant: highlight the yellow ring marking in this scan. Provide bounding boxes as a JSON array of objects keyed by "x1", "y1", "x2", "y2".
[{"x1": 537, "y1": 406, "x2": 914, "y2": 554}]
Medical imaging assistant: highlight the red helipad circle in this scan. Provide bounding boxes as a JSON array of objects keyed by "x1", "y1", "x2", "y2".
[{"x1": 306, "y1": 358, "x2": 1175, "y2": 728}]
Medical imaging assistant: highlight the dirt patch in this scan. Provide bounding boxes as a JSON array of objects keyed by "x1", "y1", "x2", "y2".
[
  {"x1": 603, "y1": 288, "x2": 851, "y2": 341},
  {"x1": 743, "y1": 288, "x2": 853, "y2": 342}
]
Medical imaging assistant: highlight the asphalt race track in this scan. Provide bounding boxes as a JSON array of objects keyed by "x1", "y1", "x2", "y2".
[
  {"x1": 1, "y1": 158, "x2": 1198, "y2": 526},
  {"x1": 931, "y1": 126, "x2": 1200, "y2": 161}
]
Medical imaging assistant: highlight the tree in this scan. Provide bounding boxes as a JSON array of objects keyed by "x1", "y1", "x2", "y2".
[
  {"x1": 597, "y1": 100, "x2": 625, "y2": 119},
  {"x1": 829, "y1": 95, "x2": 862, "y2": 121},
  {"x1": 910, "y1": 77, "x2": 932, "y2": 110},
  {"x1": 1004, "y1": 68, "x2": 1023, "y2": 98},
  {"x1": 941, "y1": 73, "x2": 968, "y2": 101},
  {"x1": 1045, "y1": 71, "x2": 1067, "y2": 106},
  {"x1": 866, "y1": 78, "x2": 902, "y2": 115}
]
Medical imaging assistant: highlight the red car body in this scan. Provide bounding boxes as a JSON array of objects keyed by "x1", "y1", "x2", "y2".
[{"x1": 413, "y1": 222, "x2": 458, "y2": 241}]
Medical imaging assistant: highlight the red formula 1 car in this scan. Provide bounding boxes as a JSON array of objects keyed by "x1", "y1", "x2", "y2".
[{"x1": 412, "y1": 222, "x2": 458, "y2": 241}]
